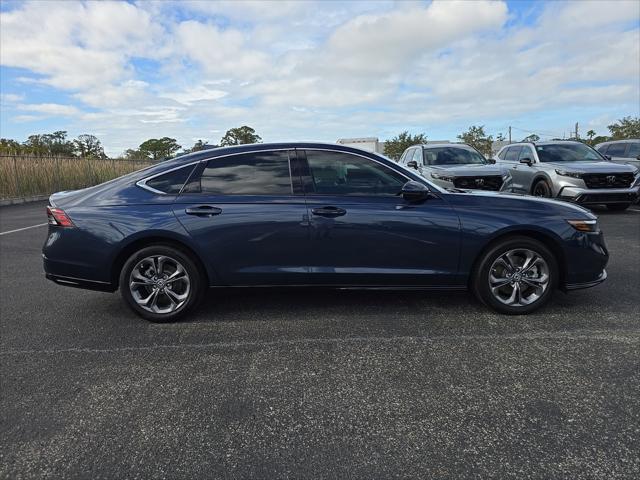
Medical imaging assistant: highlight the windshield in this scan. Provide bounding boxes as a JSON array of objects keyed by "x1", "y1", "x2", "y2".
[
  {"x1": 424, "y1": 147, "x2": 487, "y2": 166},
  {"x1": 535, "y1": 143, "x2": 604, "y2": 162}
]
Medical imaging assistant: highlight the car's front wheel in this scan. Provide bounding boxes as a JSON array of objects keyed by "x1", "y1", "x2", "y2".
[
  {"x1": 473, "y1": 236, "x2": 558, "y2": 315},
  {"x1": 532, "y1": 179, "x2": 552, "y2": 198},
  {"x1": 606, "y1": 203, "x2": 631, "y2": 212},
  {"x1": 119, "y1": 245, "x2": 203, "y2": 322}
]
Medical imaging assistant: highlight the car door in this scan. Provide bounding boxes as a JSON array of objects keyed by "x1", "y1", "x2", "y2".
[
  {"x1": 513, "y1": 145, "x2": 538, "y2": 193},
  {"x1": 497, "y1": 146, "x2": 523, "y2": 192},
  {"x1": 172, "y1": 149, "x2": 310, "y2": 286},
  {"x1": 297, "y1": 148, "x2": 461, "y2": 287}
]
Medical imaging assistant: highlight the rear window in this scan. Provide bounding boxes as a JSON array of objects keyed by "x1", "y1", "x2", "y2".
[
  {"x1": 186, "y1": 151, "x2": 292, "y2": 195},
  {"x1": 145, "y1": 164, "x2": 195, "y2": 194}
]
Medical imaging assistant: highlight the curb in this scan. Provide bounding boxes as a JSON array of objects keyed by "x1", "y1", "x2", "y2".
[{"x1": 0, "y1": 195, "x2": 49, "y2": 207}]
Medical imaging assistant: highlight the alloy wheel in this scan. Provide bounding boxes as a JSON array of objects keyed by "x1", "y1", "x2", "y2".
[
  {"x1": 129, "y1": 255, "x2": 191, "y2": 314},
  {"x1": 488, "y1": 249, "x2": 550, "y2": 307}
]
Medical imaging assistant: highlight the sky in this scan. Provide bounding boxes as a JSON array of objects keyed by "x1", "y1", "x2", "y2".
[{"x1": 1, "y1": 0, "x2": 639, "y2": 156}]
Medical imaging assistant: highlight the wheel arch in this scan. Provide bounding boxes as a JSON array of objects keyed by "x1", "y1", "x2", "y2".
[
  {"x1": 110, "y1": 233, "x2": 212, "y2": 289},
  {"x1": 530, "y1": 173, "x2": 555, "y2": 195},
  {"x1": 469, "y1": 227, "x2": 567, "y2": 290}
]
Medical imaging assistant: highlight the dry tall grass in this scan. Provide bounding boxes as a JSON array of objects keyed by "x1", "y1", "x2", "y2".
[{"x1": 0, "y1": 155, "x2": 152, "y2": 199}]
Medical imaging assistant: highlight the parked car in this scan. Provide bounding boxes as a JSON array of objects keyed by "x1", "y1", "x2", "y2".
[
  {"x1": 398, "y1": 143, "x2": 512, "y2": 191},
  {"x1": 594, "y1": 139, "x2": 640, "y2": 170},
  {"x1": 494, "y1": 141, "x2": 640, "y2": 211},
  {"x1": 44, "y1": 142, "x2": 608, "y2": 321}
]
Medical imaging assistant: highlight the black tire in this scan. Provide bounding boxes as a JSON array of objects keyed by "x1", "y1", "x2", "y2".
[
  {"x1": 532, "y1": 179, "x2": 552, "y2": 198},
  {"x1": 472, "y1": 236, "x2": 559, "y2": 315},
  {"x1": 606, "y1": 203, "x2": 631, "y2": 211},
  {"x1": 119, "y1": 245, "x2": 204, "y2": 322}
]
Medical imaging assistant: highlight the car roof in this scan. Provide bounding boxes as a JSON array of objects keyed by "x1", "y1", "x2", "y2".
[
  {"x1": 419, "y1": 143, "x2": 476, "y2": 151},
  {"x1": 596, "y1": 139, "x2": 640, "y2": 145},
  {"x1": 162, "y1": 141, "x2": 387, "y2": 167}
]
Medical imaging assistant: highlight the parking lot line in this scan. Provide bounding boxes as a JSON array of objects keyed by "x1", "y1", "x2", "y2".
[{"x1": 0, "y1": 223, "x2": 47, "y2": 236}]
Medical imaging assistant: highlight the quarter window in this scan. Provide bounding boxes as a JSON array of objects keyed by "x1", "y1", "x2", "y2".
[
  {"x1": 305, "y1": 150, "x2": 406, "y2": 196},
  {"x1": 186, "y1": 151, "x2": 292, "y2": 195},
  {"x1": 144, "y1": 164, "x2": 196, "y2": 194}
]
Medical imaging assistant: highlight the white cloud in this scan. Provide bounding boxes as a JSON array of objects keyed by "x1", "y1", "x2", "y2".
[
  {"x1": 0, "y1": 0, "x2": 638, "y2": 155},
  {"x1": 17, "y1": 103, "x2": 80, "y2": 116}
]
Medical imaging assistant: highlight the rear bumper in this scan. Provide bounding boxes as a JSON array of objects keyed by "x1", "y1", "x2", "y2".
[
  {"x1": 43, "y1": 254, "x2": 116, "y2": 292},
  {"x1": 557, "y1": 186, "x2": 639, "y2": 205}
]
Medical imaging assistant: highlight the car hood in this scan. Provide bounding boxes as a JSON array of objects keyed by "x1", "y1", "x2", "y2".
[
  {"x1": 545, "y1": 161, "x2": 637, "y2": 173},
  {"x1": 429, "y1": 164, "x2": 505, "y2": 176},
  {"x1": 450, "y1": 189, "x2": 595, "y2": 218}
]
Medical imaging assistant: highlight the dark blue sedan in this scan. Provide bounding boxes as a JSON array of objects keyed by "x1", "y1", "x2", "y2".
[{"x1": 43, "y1": 142, "x2": 608, "y2": 321}]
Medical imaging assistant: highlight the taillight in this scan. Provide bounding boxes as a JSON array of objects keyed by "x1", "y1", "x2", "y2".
[{"x1": 47, "y1": 206, "x2": 74, "y2": 227}]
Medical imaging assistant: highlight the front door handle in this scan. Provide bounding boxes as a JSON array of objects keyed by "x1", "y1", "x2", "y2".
[
  {"x1": 185, "y1": 205, "x2": 222, "y2": 217},
  {"x1": 311, "y1": 206, "x2": 347, "y2": 218}
]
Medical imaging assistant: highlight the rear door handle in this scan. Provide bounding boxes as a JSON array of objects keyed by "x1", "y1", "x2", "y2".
[
  {"x1": 311, "y1": 206, "x2": 347, "y2": 218},
  {"x1": 185, "y1": 205, "x2": 222, "y2": 217}
]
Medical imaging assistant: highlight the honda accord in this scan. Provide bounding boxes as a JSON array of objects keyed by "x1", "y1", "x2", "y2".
[{"x1": 43, "y1": 142, "x2": 608, "y2": 321}]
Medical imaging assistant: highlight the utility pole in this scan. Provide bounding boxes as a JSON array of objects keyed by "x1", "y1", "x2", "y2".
[
  {"x1": 575, "y1": 122, "x2": 579, "y2": 140},
  {"x1": 508, "y1": 126, "x2": 511, "y2": 144}
]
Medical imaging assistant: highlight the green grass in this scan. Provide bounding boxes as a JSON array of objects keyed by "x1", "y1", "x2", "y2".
[{"x1": 0, "y1": 155, "x2": 152, "y2": 199}]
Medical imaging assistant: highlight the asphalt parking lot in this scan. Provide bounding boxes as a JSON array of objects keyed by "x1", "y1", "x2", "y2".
[{"x1": 1, "y1": 201, "x2": 639, "y2": 479}]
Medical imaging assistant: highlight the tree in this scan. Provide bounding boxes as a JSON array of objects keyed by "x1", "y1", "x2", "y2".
[
  {"x1": 0, "y1": 138, "x2": 23, "y2": 154},
  {"x1": 521, "y1": 134, "x2": 540, "y2": 142},
  {"x1": 220, "y1": 126, "x2": 262, "y2": 146},
  {"x1": 607, "y1": 116, "x2": 640, "y2": 140},
  {"x1": 123, "y1": 148, "x2": 150, "y2": 161},
  {"x1": 74, "y1": 134, "x2": 105, "y2": 158},
  {"x1": 138, "y1": 137, "x2": 181, "y2": 161},
  {"x1": 383, "y1": 131, "x2": 428, "y2": 160},
  {"x1": 457, "y1": 125, "x2": 493, "y2": 157}
]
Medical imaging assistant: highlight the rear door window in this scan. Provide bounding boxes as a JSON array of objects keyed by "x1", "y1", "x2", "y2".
[
  {"x1": 304, "y1": 150, "x2": 406, "y2": 196},
  {"x1": 185, "y1": 151, "x2": 292, "y2": 195}
]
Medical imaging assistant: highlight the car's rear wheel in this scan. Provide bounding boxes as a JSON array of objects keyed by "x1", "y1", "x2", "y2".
[
  {"x1": 606, "y1": 203, "x2": 631, "y2": 211},
  {"x1": 532, "y1": 179, "x2": 552, "y2": 198},
  {"x1": 473, "y1": 236, "x2": 558, "y2": 315},
  {"x1": 120, "y1": 245, "x2": 203, "y2": 322}
]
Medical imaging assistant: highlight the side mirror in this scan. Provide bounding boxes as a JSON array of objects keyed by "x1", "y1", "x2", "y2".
[
  {"x1": 400, "y1": 180, "x2": 432, "y2": 203},
  {"x1": 519, "y1": 158, "x2": 533, "y2": 166},
  {"x1": 406, "y1": 160, "x2": 418, "y2": 169},
  {"x1": 604, "y1": 155, "x2": 612, "y2": 161},
  {"x1": 487, "y1": 158, "x2": 496, "y2": 164}
]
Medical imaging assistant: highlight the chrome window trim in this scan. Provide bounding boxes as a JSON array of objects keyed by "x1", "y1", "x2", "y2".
[
  {"x1": 135, "y1": 148, "x2": 293, "y2": 195},
  {"x1": 135, "y1": 146, "x2": 444, "y2": 196}
]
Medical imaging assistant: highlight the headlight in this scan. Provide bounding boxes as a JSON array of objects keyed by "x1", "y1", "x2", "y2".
[
  {"x1": 567, "y1": 219, "x2": 598, "y2": 233},
  {"x1": 555, "y1": 169, "x2": 583, "y2": 178},
  {"x1": 431, "y1": 172, "x2": 455, "y2": 182}
]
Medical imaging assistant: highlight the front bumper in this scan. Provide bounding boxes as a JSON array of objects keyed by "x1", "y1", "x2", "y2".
[
  {"x1": 564, "y1": 269, "x2": 607, "y2": 291},
  {"x1": 557, "y1": 186, "x2": 639, "y2": 205}
]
